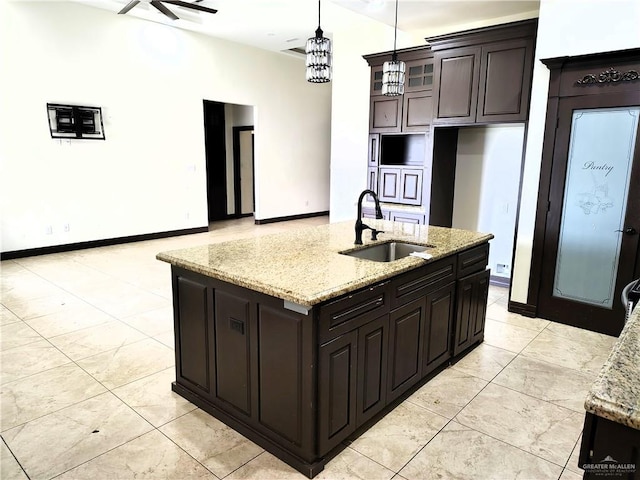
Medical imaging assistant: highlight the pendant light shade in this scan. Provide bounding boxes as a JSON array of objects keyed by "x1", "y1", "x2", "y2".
[
  {"x1": 306, "y1": 0, "x2": 332, "y2": 83},
  {"x1": 382, "y1": 0, "x2": 405, "y2": 96}
]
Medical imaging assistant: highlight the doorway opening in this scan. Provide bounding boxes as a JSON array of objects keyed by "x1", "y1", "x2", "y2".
[{"x1": 203, "y1": 100, "x2": 255, "y2": 224}]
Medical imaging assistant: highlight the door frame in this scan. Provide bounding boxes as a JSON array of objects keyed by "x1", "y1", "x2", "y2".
[
  {"x1": 525, "y1": 48, "x2": 640, "y2": 335},
  {"x1": 232, "y1": 126, "x2": 255, "y2": 217}
]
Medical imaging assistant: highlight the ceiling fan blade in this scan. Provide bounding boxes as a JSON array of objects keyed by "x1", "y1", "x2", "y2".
[
  {"x1": 150, "y1": 0, "x2": 179, "y2": 20},
  {"x1": 163, "y1": 1, "x2": 218, "y2": 14},
  {"x1": 118, "y1": 0, "x2": 140, "y2": 14}
]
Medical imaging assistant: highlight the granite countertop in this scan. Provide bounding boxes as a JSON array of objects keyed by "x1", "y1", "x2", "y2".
[
  {"x1": 585, "y1": 305, "x2": 640, "y2": 429},
  {"x1": 156, "y1": 220, "x2": 493, "y2": 307}
]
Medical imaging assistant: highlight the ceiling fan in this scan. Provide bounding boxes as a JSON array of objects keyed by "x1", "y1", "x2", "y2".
[{"x1": 118, "y1": 0, "x2": 218, "y2": 21}]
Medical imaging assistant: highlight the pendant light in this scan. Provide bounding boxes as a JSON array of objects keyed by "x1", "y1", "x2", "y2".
[
  {"x1": 305, "y1": 0, "x2": 332, "y2": 83},
  {"x1": 382, "y1": 0, "x2": 405, "y2": 96}
]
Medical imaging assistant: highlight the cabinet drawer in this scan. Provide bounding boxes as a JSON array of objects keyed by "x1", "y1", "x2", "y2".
[
  {"x1": 319, "y1": 282, "x2": 390, "y2": 343},
  {"x1": 390, "y1": 256, "x2": 456, "y2": 308},
  {"x1": 457, "y1": 243, "x2": 489, "y2": 278}
]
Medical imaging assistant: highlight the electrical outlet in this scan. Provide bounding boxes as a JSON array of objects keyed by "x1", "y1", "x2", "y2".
[
  {"x1": 45, "y1": 225, "x2": 53, "y2": 235},
  {"x1": 63, "y1": 223, "x2": 70, "y2": 232},
  {"x1": 496, "y1": 263, "x2": 510, "y2": 274}
]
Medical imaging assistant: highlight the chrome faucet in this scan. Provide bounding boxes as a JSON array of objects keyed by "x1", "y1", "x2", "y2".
[{"x1": 355, "y1": 189, "x2": 384, "y2": 245}]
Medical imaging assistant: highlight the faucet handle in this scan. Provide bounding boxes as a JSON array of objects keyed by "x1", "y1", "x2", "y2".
[{"x1": 371, "y1": 229, "x2": 384, "y2": 241}]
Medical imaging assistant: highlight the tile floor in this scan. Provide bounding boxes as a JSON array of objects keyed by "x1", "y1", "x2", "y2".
[{"x1": 0, "y1": 216, "x2": 617, "y2": 479}]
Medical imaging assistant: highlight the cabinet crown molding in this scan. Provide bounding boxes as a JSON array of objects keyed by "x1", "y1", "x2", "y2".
[{"x1": 426, "y1": 18, "x2": 538, "y2": 51}]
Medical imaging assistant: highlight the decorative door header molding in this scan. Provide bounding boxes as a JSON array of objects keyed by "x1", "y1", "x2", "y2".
[{"x1": 576, "y1": 67, "x2": 640, "y2": 85}]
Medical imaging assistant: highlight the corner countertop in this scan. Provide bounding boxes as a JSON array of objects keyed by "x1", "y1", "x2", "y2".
[
  {"x1": 156, "y1": 220, "x2": 493, "y2": 307},
  {"x1": 585, "y1": 305, "x2": 640, "y2": 430}
]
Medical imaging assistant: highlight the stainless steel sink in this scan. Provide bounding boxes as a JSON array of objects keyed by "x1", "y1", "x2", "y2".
[{"x1": 340, "y1": 242, "x2": 432, "y2": 262}]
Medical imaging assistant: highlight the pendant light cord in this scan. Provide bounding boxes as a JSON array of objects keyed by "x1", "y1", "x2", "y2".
[
  {"x1": 318, "y1": 0, "x2": 321, "y2": 29},
  {"x1": 392, "y1": 0, "x2": 399, "y2": 59}
]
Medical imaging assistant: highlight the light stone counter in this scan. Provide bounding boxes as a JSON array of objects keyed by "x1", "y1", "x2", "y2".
[
  {"x1": 156, "y1": 220, "x2": 493, "y2": 307},
  {"x1": 585, "y1": 305, "x2": 640, "y2": 429}
]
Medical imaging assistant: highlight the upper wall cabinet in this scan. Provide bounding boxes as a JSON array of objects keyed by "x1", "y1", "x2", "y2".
[
  {"x1": 365, "y1": 47, "x2": 435, "y2": 133},
  {"x1": 428, "y1": 19, "x2": 537, "y2": 125}
]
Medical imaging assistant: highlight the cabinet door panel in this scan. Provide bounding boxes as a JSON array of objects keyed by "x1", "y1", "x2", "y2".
[
  {"x1": 175, "y1": 275, "x2": 213, "y2": 396},
  {"x1": 472, "y1": 270, "x2": 490, "y2": 339},
  {"x1": 367, "y1": 167, "x2": 378, "y2": 194},
  {"x1": 356, "y1": 315, "x2": 389, "y2": 427},
  {"x1": 214, "y1": 290, "x2": 251, "y2": 415},
  {"x1": 405, "y1": 59, "x2": 434, "y2": 92},
  {"x1": 477, "y1": 39, "x2": 533, "y2": 123},
  {"x1": 400, "y1": 169, "x2": 423, "y2": 205},
  {"x1": 454, "y1": 269, "x2": 490, "y2": 356},
  {"x1": 387, "y1": 298, "x2": 425, "y2": 402},
  {"x1": 368, "y1": 134, "x2": 380, "y2": 167},
  {"x1": 370, "y1": 96, "x2": 402, "y2": 133},
  {"x1": 379, "y1": 168, "x2": 401, "y2": 202},
  {"x1": 319, "y1": 331, "x2": 358, "y2": 455},
  {"x1": 403, "y1": 91, "x2": 433, "y2": 132},
  {"x1": 434, "y1": 47, "x2": 481, "y2": 124},
  {"x1": 423, "y1": 282, "x2": 455, "y2": 376},
  {"x1": 257, "y1": 305, "x2": 308, "y2": 446}
]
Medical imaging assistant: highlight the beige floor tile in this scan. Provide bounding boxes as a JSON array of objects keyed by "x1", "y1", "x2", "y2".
[
  {"x1": 153, "y1": 331, "x2": 176, "y2": 349},
  {"x1": 493, "y1": 355, "x2": 595, "y2": 412},
  {"x1": 349, "y1": 401, "x2": 448, "y2": 472},
  {"x1": 451, "y1": 343, "x2": 517, "y2": 381},
  {"x1": 24, "y1": 305, "x2": 114, "y2": 338},
  {"x1": 224, "y1": 451, "x2": 311, "y2": 480},
  {"x1": 1, "y1": 292, "x2": 86, "y2": 321},
  {"x1": 77, "y1": 338, "x2": 174, "y2": 389},
  {"x1": 0, "y1": 305, "x2": 21, "y2": 326},
  {"x1": 486, "y1": 303, "x2": 551, "y2": 332},
  {"x1": 1, "y1": 338, "x2": 71, "y2": 385},
  {"x1": 0, "y1": 439, "x2": 28, "y2": 480},
  {"x1": 0, "y1": 271, "x2": 64, "y2": 303},
  {"x1": 49, "y1": 320, "x2": 147, "y2": 361},
  {"x1": 455, "y1": 383, "x2": 584, "y2": 466},
  {"x1": 121, "y1": 306, "x2": 174, "y2": 337},
  {"x1": 1, "y1": 364, "x2": 106, "y2": 431},
  {"x1": 0, "y1": 322, "x2": 41, "y2": 351},
  {"x1": 399, "y1": 421, "x2": 562, "y2": 480},
  {"x1": 566, "y1": 435, "x2": 584, "y2": 474},
  {"x1": 112, "y1": 368, "x2": 196, "y2": 427},
  {"x1": 521, "y1": 329, "x2": 612, "y2": 375},
  {"x1": 544, "y1": 322, "x2": 617, "y2": 350},
  {"x1": 560, "y1": 468, "x2": 583, "y2": 480},
  {"x1": 0, "y1": 260, "x2": 27, "y2": 276},
  {"x1": 160, "y1": 409, "x2": 263, "y2": 478},
  {"x1": 2, "y1": 392, "x2": 153, "y2": 479},
  {"x1": 77, "y1": 281, "x2": 170, "y2": 318},
  {"x1": 487, "y1": 285, "x2": 508, "y2": 304},
  {"x1": 56, "y1": 430, "x2": 214, "y2": 480},
  {"x1": 482, "y1": 318, "x2": 540, "y2": 353},
  {"x1": 407, "y1": 367, "x2": 488, "y2": 418}
]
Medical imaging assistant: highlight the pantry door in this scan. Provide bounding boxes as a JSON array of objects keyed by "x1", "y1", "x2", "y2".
[{"x1": 537, "y1": 93, "x2": 640, "y2": 336}]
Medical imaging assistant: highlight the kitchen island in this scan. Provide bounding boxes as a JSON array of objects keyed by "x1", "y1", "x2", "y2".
[
  {"x1": 156, "y1": 220, "x2": 493, "y2": 477},
  {"x1": 579, "y1": 304, "x2": 640, "y2": 479}
]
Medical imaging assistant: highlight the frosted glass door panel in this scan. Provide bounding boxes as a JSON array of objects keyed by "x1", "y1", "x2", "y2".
[{"x1": 553, "y1": 107, "x2": 639, "y2": 308}]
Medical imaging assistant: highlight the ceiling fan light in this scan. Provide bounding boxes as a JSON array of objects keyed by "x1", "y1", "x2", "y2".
[{"x1": 306, "y1": 29, "x2": 332, "y2": 83}]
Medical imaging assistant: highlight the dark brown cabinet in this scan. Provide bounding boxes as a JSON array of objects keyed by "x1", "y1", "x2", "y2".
[
  {"x1": 433, "y1": 46, "x2": 481, "y2": 124},
  {"x1": 453, "y1": 269, "x2": 490, "y2": 356},
  {"x1": 370, "y1": 95, "x2": 403, "y2": 133},
  {"x1": 476, "y1": 39, "x2": 534, "y2": 123},
  {"x1": 422, "y1": 282, "x2": 455, "y2": 376},
  {"x1": 403, "y1": 91, "x2": 434, "y2": 132},
  {"x1": 387, "y1": 297, "x2": 425, "y2": 402},
  {"x1": 318, "y1": 330, "x2": 358, "y2": 454},
  {"x1": 170, "y1": 241, "x2": 489, "y2": 478},
  {"x1": 429, "y1": 19, "x2": 537, "y2": 125},
  {"x1": 368, "y1": 134, "x2": 380, "y2": 167},
  {"x1": 378, "y1": 167, "x2": 423, "y2": 205}
]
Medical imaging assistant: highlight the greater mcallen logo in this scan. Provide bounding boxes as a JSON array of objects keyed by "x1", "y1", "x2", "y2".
[{"x1": 583, "y1": 455, "x2": 636, "y2": 476}]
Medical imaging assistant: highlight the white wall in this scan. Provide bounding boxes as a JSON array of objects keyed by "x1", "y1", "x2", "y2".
[
  {"x1": 452, "y1": 126, "x2": 525, "y2": 280},
  {"x1": 0, "y1": 2, "x2": 331, "y2": 252},
  {"x1": 510, "y1": 0, "x2": 640, "y2": 303}
]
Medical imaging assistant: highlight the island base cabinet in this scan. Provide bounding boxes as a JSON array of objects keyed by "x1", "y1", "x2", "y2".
[
  {"x1": 579, "y1": 412, "x2": 640, "y2": 479},
  {"x1": 453, "y1": 269, "x2": 490, "y2": 356},
  {"x1": 422, "y1": 282, "x2": 455, "y2": 376}
]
